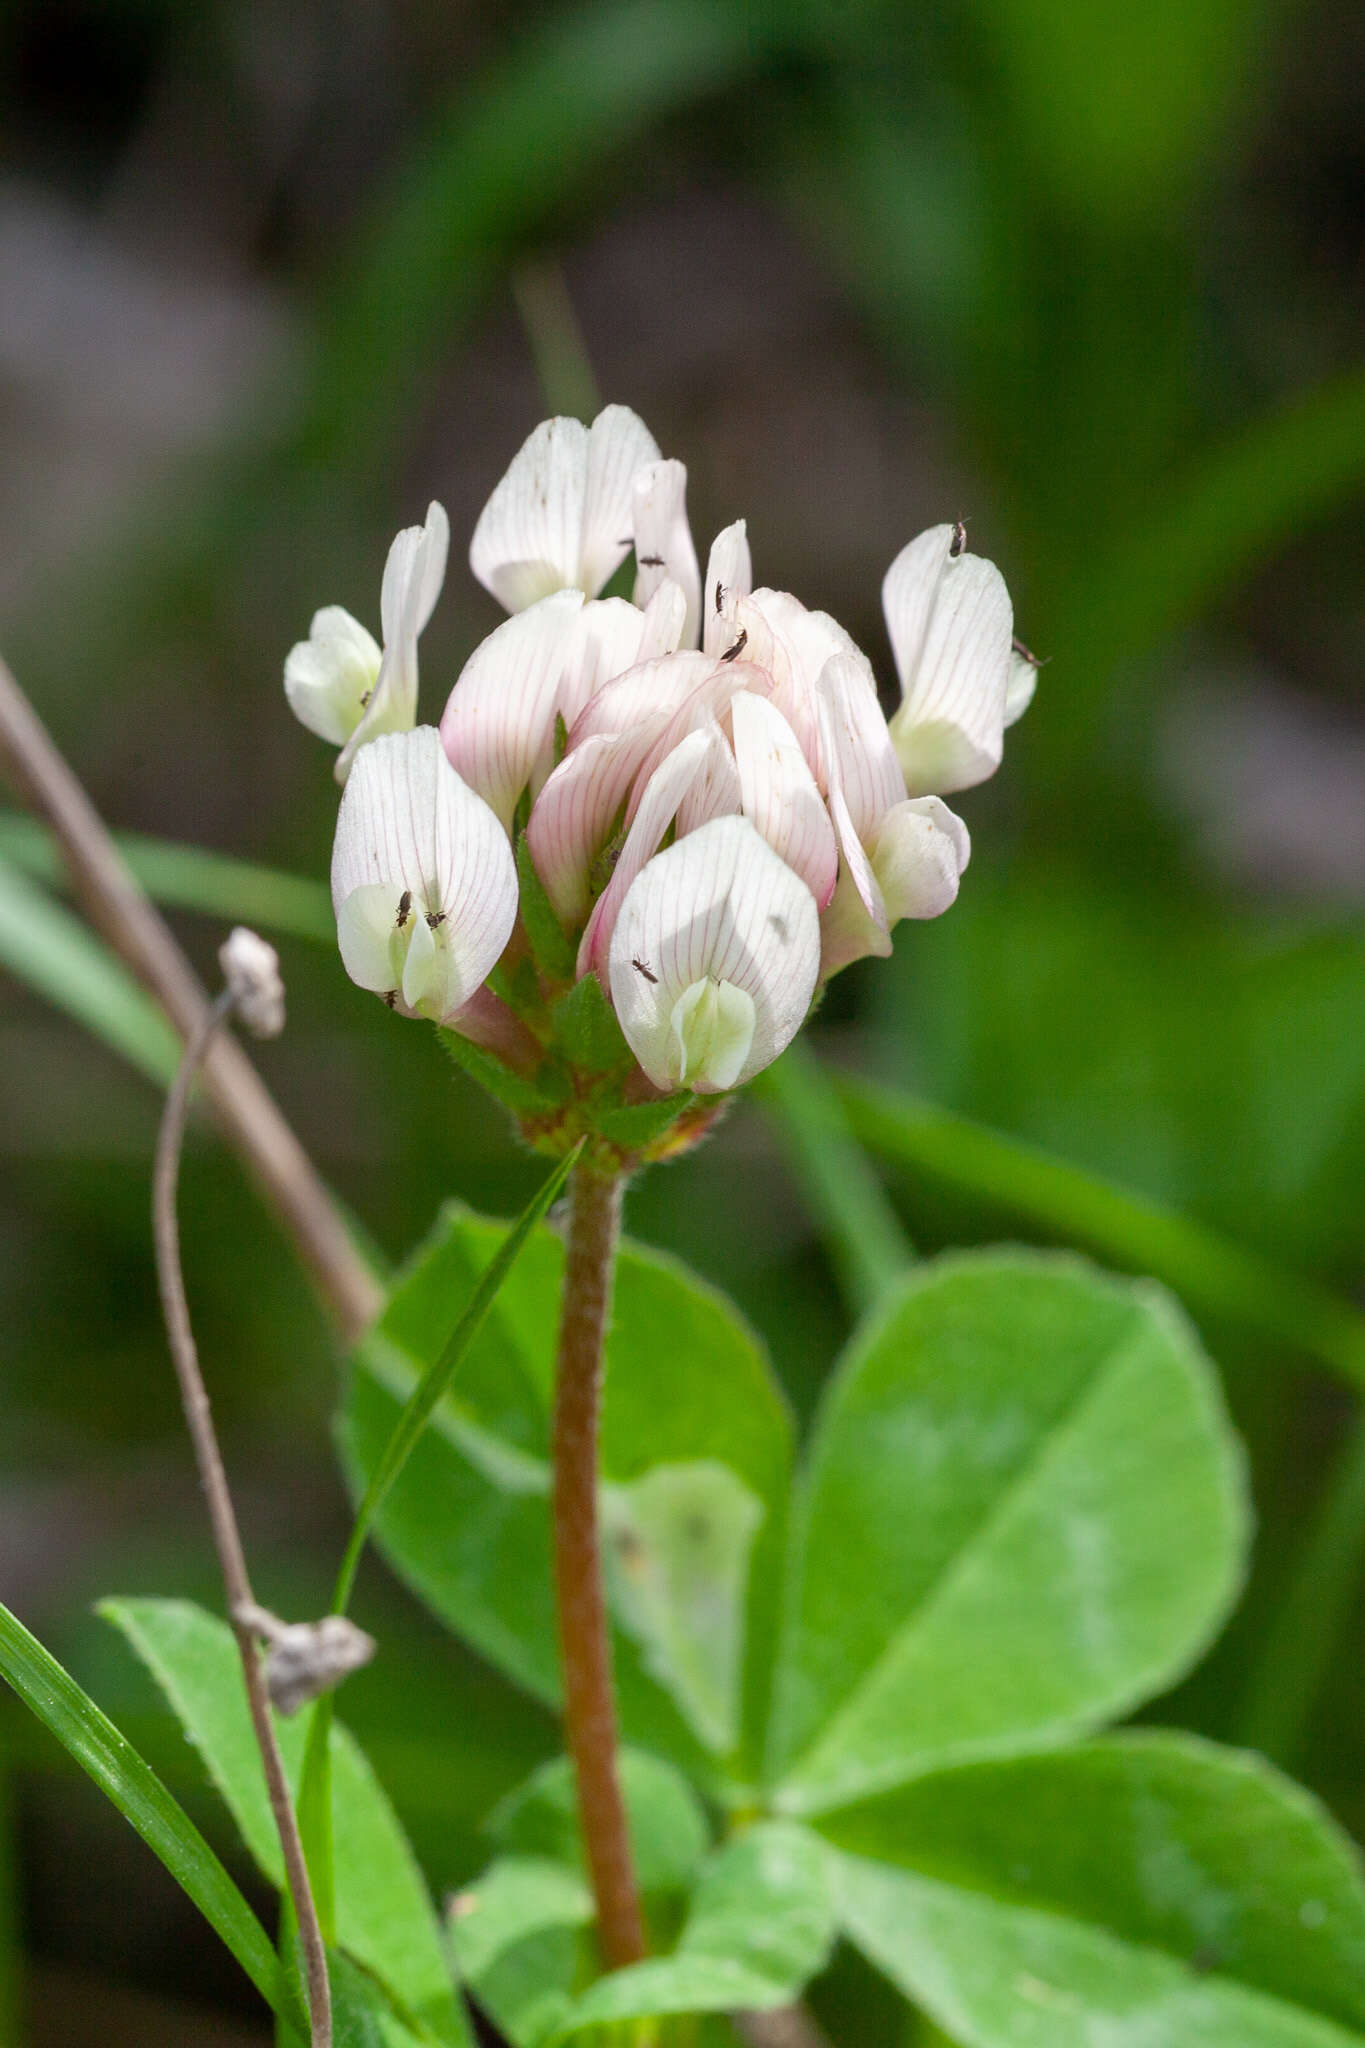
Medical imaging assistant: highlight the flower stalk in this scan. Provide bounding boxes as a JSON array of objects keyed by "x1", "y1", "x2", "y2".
[
  {"x1": 551, "y1": 1161, "x2": 647, "y2": 1968},
  {"x1": 153, "y1": 977, "x2": 332, "y2": 2047}
]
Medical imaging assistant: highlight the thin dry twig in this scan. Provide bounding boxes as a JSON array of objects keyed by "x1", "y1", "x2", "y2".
[
  {"x1": 154, "y1": 987, "x2": 332, "y2": 2047},
  {"x1": 0, "y1": 651, "x2": 380, "y2": 1341}
]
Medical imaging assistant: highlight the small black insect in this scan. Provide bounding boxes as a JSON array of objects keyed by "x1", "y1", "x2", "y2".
[
  {"x1": 426, "y1": 910, "x2": 446, "y2": 930},
  {"x1": 383, "y1": 989, "x2": 398, "y2": 1010},
  {"x1": 720, "y1": 628, "x2": 748, "y2": 664},
  {"x1": 632, "y1": 957, "x2": 658, "y2": 984},
  {"x1": 713, "y1": 579, "x2": 725, "y2": 614},
  {"x1": 1012, "y1": 634, "x2": 1046, "y2": 667},
  {"x1": 395, "y1": 890, "x2": 412, "y2": 928},
  {"x1": 638, "y1": 553, "x2": 665, "y2": 569},
  {"x1": 949, "y1": 520, "x2": 968, "y2": 558}
]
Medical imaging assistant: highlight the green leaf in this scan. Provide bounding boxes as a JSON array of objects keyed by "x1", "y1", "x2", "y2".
[
  {"x1": 824, "y1": 1735, "x2": 1365, "y2": 2047},
  {"x1": 449, "y1": 1857, "x2": 589, "y2": 2048},
  {"x1": 555, "y1": 1822, "x2": 836, "y2": 2035},
  {"x1": 0, "y1": 1597, "x2": 294, "y2": 2026},
  {"x1": 548, "y1": 973, "x2": 632, "y2": 1075},
  {"x1": 341, "y1": 1208, "x2": 791, "y2": 1782},
  {"x1": 329, "y1": 1950, "x2": 430, "y2": 2048},
  {"x1": 603, "y1": 1462, "x2": 765, "y2": 1755},
  {"x1": 768, "y1": 1251, "x2": 1248, "y2": 1813},
  {"x1": 0, "y1": 857, "x2": 178, "y2": 1085},
  {"x1": 516, "y1": 835, "x2": 577, "y2": 984},
  {"x1": 488, "y1": 1749, "x2": 710, "y2": 1897},
  {"x1": 100, "y1": 1598, "x2": 468, "y2": 2046}
]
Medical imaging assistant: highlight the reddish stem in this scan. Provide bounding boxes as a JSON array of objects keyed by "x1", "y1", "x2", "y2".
[{"x1": 551, "y1": 1163, "x2": 646, "y2": 1969}]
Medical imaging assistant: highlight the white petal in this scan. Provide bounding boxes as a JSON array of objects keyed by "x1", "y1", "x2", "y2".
[
  {"x1": 632, "y1": 460, "x2": 701, "y2": 646},
  {"x1": 883, "y1": 525, "x2": 1013, "y2": 795},
  {"x1": 1005, "y1": 646, "x2": 1039, "y2": 728},
  {"x1": 284, "y1": 606, "x2": 381, "y2": 746},
  {"x1": 469, "y1": 416, "x2": 590, "y2": 610},
  {"x1": 380, "y1": 501, "x2": 450, "y2": 647},
  {"x1": 816, "y1": 652, "x2": 905, "y2": 840},
  {"x1": 331, "y1": 727, "x2": 518, "y2": 1017},
  {"x1": 873, "y1": 796, "x2": 970, "y2": 921},
  {"x1": 333, "y1": 505, "x2": 449, "y2": 784},
  {"x1": 579, "y1": 405, "x2": 662, "y2": 597},
  {"x1": 702, "y1": 521, "x2": 752, "y2": 658},
  {"x1": 336, "y1": 882, "x2": 405, "y2": 994},
  {"x1": 439, "y1": 590, "x2": 584, "y2": 829},
  {"x1": 577, "y1": 726, "x2": 717, "y2": 978},
  {"x1": 731, "y1": 690, "x2": 838, "y2": 908},
  {"x1": 608, "y1": 815, "x2": 820, "y2": 1092},
  {"x1": 670, "y1": 978, "x2": 755, "y2": 1092},
  {"x1": 636, "y1": 578, "x2": 689, "y2": 662}
]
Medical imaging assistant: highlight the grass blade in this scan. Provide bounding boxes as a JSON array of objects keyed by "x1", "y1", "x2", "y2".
[
  {"x1": 0, "y1": 1599, "x2": 300, "y2": 2029},
  {"x1": 0, "y1": 857, "x2": 178, "y2": 1083}
]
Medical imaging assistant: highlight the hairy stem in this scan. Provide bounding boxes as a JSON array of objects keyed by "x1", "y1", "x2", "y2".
[
  {"x1": 552, "y1": 1163, "x2": 646, "y2": 1969},
  {"x1": 154, "y1": 992, "x2": 331, "y2": 2047}
]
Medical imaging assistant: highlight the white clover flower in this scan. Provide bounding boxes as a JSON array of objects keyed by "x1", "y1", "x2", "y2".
[
  {"x1": 330, "y1": 726, "x2": 517, "y2": 1022},
  {"x1": 883, "y1": 522, "x2": 1034, "y2": 796},
  {"x1": 469, "y1": 405, "x2": 661, "y2": 611},
  {"x1": 608, "y1": 816, "x2": 820, "y2": 1094},
  {"x1": 294, "y1": 407, "x2": 1035, "y2": 1125},
  {"x1": 285, "y1": 502, "x2": 449, "y2": 784}
]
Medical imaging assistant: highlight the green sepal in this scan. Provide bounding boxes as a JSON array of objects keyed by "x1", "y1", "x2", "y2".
[
  {"x1": 549, "y1": 973, "x2": 633, "y2": 1075},
  {"x1": 516, "y1": 836, "x2": 577, "y2": 984},
  {"x1": 594, "y1": 1093, "x2": 695, "y2": 1150},
  {"x1": 438, "y1": 1028, "x2": 569, "y2": 1115}
]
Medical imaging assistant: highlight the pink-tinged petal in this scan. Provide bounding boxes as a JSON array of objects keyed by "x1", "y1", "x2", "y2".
[
  {"x1": 883, "y1": 524, "x2": 1013, "y2": 795},
  {"x1": 818, "y1": 859, "x2": 892, "y2": 980},
  {"x1": 469, "y1": 416, "x2": 590, "y2": 610},
  {"x1": 702, "y1": 521, "x2": 752, "y2": 658},
  {"x1": 714, "y1": 587, "x2": 832, "y2": 786},
  {"x1": 817, "y1": 652, "x2": 904, "y2": 839},
  {"x1": 577, "y1": 726, "x2": 717, "y2": 979},
  {"x1": 331, "y1": 727, "x2": 518, "y2": 1018},
  {"x1": 731, "y1": 690, "x2": 838, "y2": 908},
  {"x1": 439, "y1": 590, "x2": 584, "y2": 829},
  {"x1": 632, "y1": 460, "x2": 701, "y2": 645},
  {"x1": 636, "y1": 578, "x2": 689, "y2": 661},
  {"x1": 873, "y1": 795, "x2": 970, "y2": 922},
  {"x1": 558, "y1": 584, "x2": 688, "y2": 733},
  {"x1": 675, "y1": 716, "x2": 742, "y2": 835},
  {"x1": 580, "y1": 405, "x2": 662, "y2": 597},
  {"x1": 827, "y1": 779, "x2": 887, "y2": 929},
  {"x1": 526, "y1": 726, "x2": 659, "y2": 924},
  {"x1": 569, "y1": 649, "x2": 713, "y2": 744},
  {"x1": 444, "y1": 984, "x2": 541, "y2": 1069},
  {"x1": 625, "y1": 657, "x2": 773, "y2": 824},
  {"x1": 284, "y1": 606, "x2": 381, "y2": 746},
  {"x1": 608, "y1": 815, "x2": 820, "y2": 1092}
]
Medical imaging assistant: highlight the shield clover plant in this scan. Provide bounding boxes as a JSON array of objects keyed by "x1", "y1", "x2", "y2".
[{"x1": 7, "y1": 404, "x2": 1364, "y2": 2048}]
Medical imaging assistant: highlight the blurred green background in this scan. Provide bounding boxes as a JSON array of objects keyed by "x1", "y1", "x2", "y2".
[{"x1": 0, "y1": 0, "x2": 1362, "y2": 2039}]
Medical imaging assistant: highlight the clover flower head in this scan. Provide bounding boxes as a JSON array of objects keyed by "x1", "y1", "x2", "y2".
[{"x1": 294, "y1": 407, "x2": 1035, "y2": 1153}]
